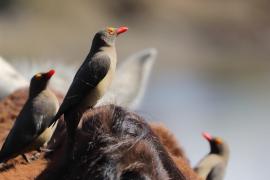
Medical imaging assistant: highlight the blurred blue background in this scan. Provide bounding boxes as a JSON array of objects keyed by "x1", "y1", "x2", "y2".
[{"x1": 1, "y1": 1, "x2": 270, "y2": 179}]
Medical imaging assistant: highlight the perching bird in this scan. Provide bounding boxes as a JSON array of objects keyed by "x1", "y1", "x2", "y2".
[
  {"x1": 0, "y1": 70, "x2": 59, "y2": 163},
  {"x1": 50, "y1": 27, "x2": 128, "y2": 138},
  {"x1": 194, "y1": 132, "x2": 230, "y2": 180}
]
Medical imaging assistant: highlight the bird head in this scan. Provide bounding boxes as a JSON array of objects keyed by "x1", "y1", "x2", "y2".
[
  {"x1": 202, "y1": 132, "x2": 229, "y2": 156},
  {"x1": 93, "y1": 26, "x2": 128, "y2": 47},
  {"x1": 29, "y1": 69, "x2": 55, "y2": 97}
]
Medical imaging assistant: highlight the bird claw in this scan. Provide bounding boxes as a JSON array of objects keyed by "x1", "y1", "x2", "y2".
[{"x1": 26, "y1": 152, "x2": 40, "y2": 162}]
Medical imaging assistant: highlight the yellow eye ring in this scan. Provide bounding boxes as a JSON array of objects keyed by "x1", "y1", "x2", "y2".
[
  {"x1": 107, "y1": 27, "x2": 115, "y2": 35},
  {"x1": 35, "y1": 73, "x2": 42, "y2": 79},
  {"x1": 215, "y1": 138, "x2": 223, "y2": 145}
]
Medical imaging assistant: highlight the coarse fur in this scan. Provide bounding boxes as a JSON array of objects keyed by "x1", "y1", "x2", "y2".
[
  {"x1": 38, "y1": 105, "x2": 199, "y2": 180},
  {"x1": 0, "y1": 92, "x2": 199, "y2": 179},
  {"x1": 0, "y1": 57, "x2": 28, "y2": 99}
]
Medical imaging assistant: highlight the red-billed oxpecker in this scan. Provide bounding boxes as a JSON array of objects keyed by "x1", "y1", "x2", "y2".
[
  {"x1": 0, "y1": 70, "x2": 59, "y2": 163},
  {"x1": 194, "y1": 132, "x2": 230, "y2": 180},
  {"x1": 49, "y1": 27, "x2": 128, "y2": 140}
]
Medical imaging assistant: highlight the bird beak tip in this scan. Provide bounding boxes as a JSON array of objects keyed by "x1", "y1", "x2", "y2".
[
  {"x1": 202, "y1": 132, "x2": 212, "y2": 141},
  {"x1": 46, "y1": 69, "x2": 55, "y2": 78},
  {"x1": 116, "y1": 26, "x2": 128, "y2": 35}
]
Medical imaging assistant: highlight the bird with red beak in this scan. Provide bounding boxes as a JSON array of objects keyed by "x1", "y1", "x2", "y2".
[
  {"x1": 0, "y1": 70, "x2": 59, "y2": 163},
  {"x1": 194, "y1": 132, "x2": 230, "y2": 180},
  {"x1": 49, "y1": 27, "x2": 128, "y2": 145}
]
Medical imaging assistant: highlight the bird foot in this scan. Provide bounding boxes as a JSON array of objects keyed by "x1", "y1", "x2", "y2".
[{"x1": 31, "y1": 152, "x2": 41, "y2": 161}]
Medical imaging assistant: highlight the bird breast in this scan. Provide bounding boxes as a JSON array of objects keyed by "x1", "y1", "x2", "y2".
[
  {"x1": 30, "y1": 125, "x2": 56, "y2": 149},
  {"x1": 83, "y1": 47, "x2": 117, "y2": 108},
  {"x1": 29, "y1": 90, "x2": 59, "y2": 149},
  {"x1": 195, "y1": 154, "x2": 224, "y2": 179}
]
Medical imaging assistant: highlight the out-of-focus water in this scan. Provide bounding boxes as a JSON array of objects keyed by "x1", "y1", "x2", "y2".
[{"x1": 139, "y1": 70, "x2": 270, "y2": 180}]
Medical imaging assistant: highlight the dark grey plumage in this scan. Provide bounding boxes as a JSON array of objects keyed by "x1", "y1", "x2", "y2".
[
  {"x1": 194, "y1": 132, "x2": 230, "y2": 180},
  {"x1": 0, "y1": 70, "x2": 59, "y2": 163}
]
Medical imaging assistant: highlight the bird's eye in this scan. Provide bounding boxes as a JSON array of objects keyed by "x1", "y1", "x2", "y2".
[
  {"x1": 215, "y1": 138, "x2": 223, "y2": 145},
  {"x1": 35, "y1": 73, "x2": 42, "y2": 80},
  {"x1": 107, "y1": 27, "x2": 115, "y2": 35}
]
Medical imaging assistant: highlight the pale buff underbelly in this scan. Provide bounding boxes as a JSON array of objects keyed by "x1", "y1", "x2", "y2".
[{"x1": 23, "y1": 123, "x2": 58, "y2": 152}]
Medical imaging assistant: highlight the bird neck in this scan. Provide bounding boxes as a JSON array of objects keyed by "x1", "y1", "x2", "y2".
[
  {"x1": 29, "y1": 85, "x2": 48, "y2": 99},
  {"x1": 210, "y1": 144, "x2": 229, "y2": 164},
  {"x1": 89, "y1": 39, "x2": 112, "y2": 53},
  {"x1": 87, "y1": 45, "x2": 115, "y2": 60},
  {"x1": 220, "y1": 145, "x2": 229, "y2": 164}
]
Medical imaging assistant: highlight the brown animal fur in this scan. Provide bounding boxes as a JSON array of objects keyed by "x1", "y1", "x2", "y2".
[
  {"x1": 0, "y1": 90, "x2": 199, "y2": 179},
  {"x1": 150, "y1": 123, "x2": 199, "y2": 179},
  {"x1": 38, "y1": 105, "x2": 199, "y2": 180},
  {"x1": 150, "y1": 123, "x2": 189, "y2": 163}
]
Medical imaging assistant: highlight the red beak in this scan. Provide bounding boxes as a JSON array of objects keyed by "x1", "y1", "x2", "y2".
[
  {"x1": 202, "y1": 132, "x2": 212, "y2": 141},
  {"x1": 116, "y1": 26, "x2": 128, "y2": 35},
  {"x1": 46, "y1": 69, "x2": 55, "y2": 79}
]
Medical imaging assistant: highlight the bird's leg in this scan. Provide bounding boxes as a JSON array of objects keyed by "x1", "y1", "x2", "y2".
[
  {"x1": 31, "y1": 151, "x2": 41, "y2": 160},
  {"x1": 39, "y1": 147, "x2": 54, "y2": 153},
  {"x1": 21, "y1": 154, "x2": 31, "y2": 163},
  {"x1": 30, "y1": 146, "x2": 50, "y2": 161}
]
